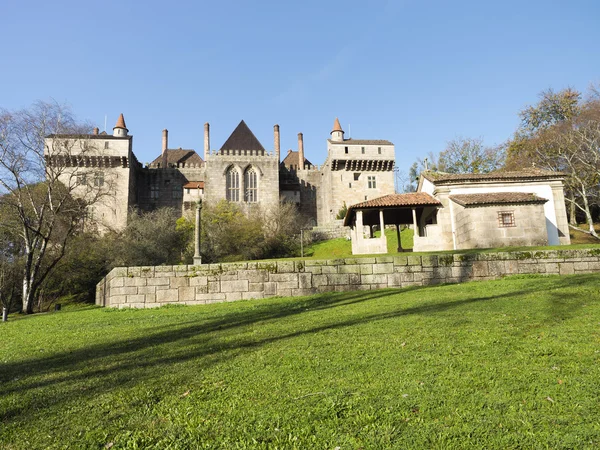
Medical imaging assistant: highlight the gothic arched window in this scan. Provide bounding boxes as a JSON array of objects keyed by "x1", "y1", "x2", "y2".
[
  {"x1": 226, "y1": 167, "x2": 240, "y2": 202},
  {"x1": 244, "y1": 167, "x2": 258, "y2": 203}
]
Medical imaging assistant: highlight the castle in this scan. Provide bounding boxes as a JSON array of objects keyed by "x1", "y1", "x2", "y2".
[{"x1": 45, "y1": 115, "x2": 396, "y2": 231}]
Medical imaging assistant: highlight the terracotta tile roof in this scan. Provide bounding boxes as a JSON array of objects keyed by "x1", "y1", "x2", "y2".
[
  {"x1": 422, "y1": 169, "x2": 564, "y2": 184},
  {"x1": 327, "y1": 138, "x2": 393, "y2": 145},
  {"x1": 344, "y1": 193, "x2": 441, "y2": 226},
  {"x1": 114, "y1": 113, "x2": 127, "y2": 130},
  {"x1": 449, "y1": 192, "x2": 548, "y2": 207},
  {"x1": 332, "y1": 117, "x2": 343, "y2": 132},
  {"x1": 281, "y1": 149, "x2": 313, "y2": 169},
  {"x1": 351, "y1": 193, "x2": 441, "y2": 209},
  {"x1": 149, "y1": 149, "x2": 204, "y2": 167},
  {"x1": 220, "y1": 120, "x2": 265, "y2": 151},
  {"x1": 183, "y1": 181, "x2": 204, "y2": 189}
]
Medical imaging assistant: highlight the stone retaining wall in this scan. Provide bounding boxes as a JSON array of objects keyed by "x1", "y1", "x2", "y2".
[{"x1": 96, "y1": 249, "x2": 600, "y2": 308}]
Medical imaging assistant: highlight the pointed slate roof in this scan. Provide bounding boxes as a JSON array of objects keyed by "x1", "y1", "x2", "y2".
[
  {"x1": 114, "y1": 113, "x2": 127, "y2": 130},
  {"x1": 220, "y1": 120, "x2": 265, "y2": 151},
  {"x1": 149, "y1": 149, "x2": 204, "y2": 167}
]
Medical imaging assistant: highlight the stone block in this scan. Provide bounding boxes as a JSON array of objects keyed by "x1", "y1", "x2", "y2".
[
  {"x1": 348, "y1": 273, "x2": 360, "y2": 285},
  {"x1": 321, "y1": 265, "x2": 338, "y2": 274},
  {"x1": 277, "y1": 261, "x2": 295, "y2": 273},
  {"x1": 312, "y1": 275, "x2": 328, "y2": 287},
  {"x1": 393, "y1": 256, "x2": 408, "y2": 266},
  {"x1": 138, "y1": 286, "x2": 157, "y2": 295},
  {"x1": 147, "y1": 277, "x2": 170, "y2": 286},
  {"x1": 487, "y1": 261, "x2": 506, "y2": 277},
  {"x1": 124, "y1": 277, "x2": 146, "y2": 287},
  {"x1": 220, "y1": 272, "x2": 239, "y2": 281},
  {"x1": 238, "y1": 270, "x2": 268, "y2": 282},
  {"x1": 170, "y1": 277, "x2": 188, "y2": 288},
  {"x1": 195, "y1": 285, "x2": 209, "y2": 294},
  {"x1": 401, "y1": 273, "x2": 414, "y2": 283},
  {"x1": 359, "y1": 264, "x2": 373, "y2": 275},
  {"x1": 155, "y1": 266, "x2": 175, "y2": 273},
  {"x1": 373, "y1": 263, "x2": 393, "y2": 274},
  {"x1": 221, "y1": 280, "x2": 249, "y2": 293},
  {"x1": 505, "y1": 260, "x2": 519, "y2": 275},
  {"x1": 362, "y1": 274, "x2": 387, "y2": 284},
  {"x1": 472, "y1": 261, "x2": 489, "y2": 278},
  {"x1": 243, "y1": 291, "x2": 265, "y2": 300},
  {"x1": 559, "y1": 263, "x2": 575, "y2": 275},
  {"x1": 407, "y1": 255, "x2": 422, "y2": 266},
  {"x1": 208, "y1": 281, "x2": 220, "y2": 293},
  {"x1": 156, "y1": 288, "x2": 178, "y2": 302},
  {"x1": 315, "y1": 285, "x2": 336, "y2": 293},
  {"x1": 299, "y1": 273, "x2": 313, "y2": 289},
  {"x1": 226, "y1": 262, "x2": 248, "y2": 271},
  {"x1": 189, "y1": 276, "x2": 208, "y2": 286},
  {"x1": 387, "y1": 273, "x2": 402, "y2": 286},
  {"x1": 110, "y1": 277, "x2": 125, "y2": 288},
  {"x1": 451, "y1": 266, "x2": 473, "y2": 280},
  {"x1": 145, "y1": 294, "x2": 156, "y2": 303},
  {"x1": 574, "y1": 262, "x2": 589, "y2": 272},
  {"x1": 269, "y1": 273, "x2": 297, "y2": 283},
  {"x1": 264, "y1": 282, "x2": 277, "y2": 295},
  {"x1": 112, "y1": 267, "x2": 128, "y2": 278},
  {"x1": 144, "y1": 303, "x2": 161, "y2": 308},
  {"x1": 248, "y1": 282, "x2": 264, "y2": 292},
  {"x1": 327, "y1": 274, "x2": 350, "y2": 285},
  {"x1": 276, "y1": 288, "x2": 292, "y2": 297},
  {"x1": 196, "y1": 293, "x2": 226, "y2": 302},
  {"x1": 420, "y1": 255, "x2": 438, "y2": 267},
  {"x1": 128, "y1": 267, "x2": 142, "y2": 277},
  {"x1": 110, "y1": 295, "x2": 126, "y2": 305},
  {"x1": 126, "y1": 294, "x2": 146, "y2": 304},
  {"x1": 139, "y1": 267, "x2": 155, "y2": 277},
  {"x1": 327, "y1": 258, "x2": 346, "y2": 266},
  {"x1": 339, "y1": 265, "x2": 360, "y2": 274},
  {"x1": 225, "y1": 292, "x2": 242, "y2": 302},
  {"x1": 334, "y1": 284, "x2": 353, "y2": 292},
  {"x1": 545, "y1": 262, "x2": 560, "y2": 274},
  {"x1": 375, "y1": 256, "x2": 394, "y2": 263},
  {"x1": 178, "y1": 286, "x2": 196, "y2": 301},
  {"x1": 111, "y1": 286, "x2": 138, "y2": 296},
  {"x1": 304, "y1": 265, "x2": 322, "y2": 274}
]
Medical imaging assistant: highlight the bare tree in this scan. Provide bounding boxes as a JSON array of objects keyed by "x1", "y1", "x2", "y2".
[
  {"x1": 438, "y1": 137, "x2": 505, "y2": 174},
  {"x1": 0, "y1": 101, "x2": 110, "y2": 313}
]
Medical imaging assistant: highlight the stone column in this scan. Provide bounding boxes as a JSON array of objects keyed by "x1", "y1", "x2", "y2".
[
  {"x1": 204, "y1": 123, "x2": 210, "y2": 160},
  {"x1": 162, "y1": 129, "x2": 168, "y2": 169},
  {"x1": 298, "y1": 133, "x2": 304, "y2": 171},
  {"x1": 274, "y1": 124, "x2": 280, "y2": 162},
  {"x1": 194, "y1": 200, "x2": 203, "y2": 265},
  {"x1": 412, "y1": 208, "x2": 418, "y2": 236}
]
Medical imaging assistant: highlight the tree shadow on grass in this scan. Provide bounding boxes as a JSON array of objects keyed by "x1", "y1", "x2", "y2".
[{"x1": 1, "y1": 274, "x2": 596, "y2": 425}]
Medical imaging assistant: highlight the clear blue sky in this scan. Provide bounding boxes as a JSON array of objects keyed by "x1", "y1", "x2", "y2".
[{"x1": 2, "y1": 0, "x2": 599, "y2": 177}]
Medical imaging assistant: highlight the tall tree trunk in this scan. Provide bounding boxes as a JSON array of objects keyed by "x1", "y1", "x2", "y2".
[
  {"x1": 22, "y1": 275, "x2": 34, "y2": 314},
  {"x1": 581, "y1": 193, "x2": 599, "y2": 238},
  {"x1": 569, "y1": 193, "x2": 577, "y2": 225}
]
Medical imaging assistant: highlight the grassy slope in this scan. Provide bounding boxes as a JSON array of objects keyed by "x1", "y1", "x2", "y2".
[{"x1": 1, "y1": 274, "x2": 600, "y2": 449}]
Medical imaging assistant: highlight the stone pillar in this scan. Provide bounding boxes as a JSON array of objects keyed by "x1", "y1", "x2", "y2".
[
  {"x1": 396, "y1": 224, "x2": 402, "y2": 252},
  {"x1": 379, "y1": 209, "x2": 385, "y2": 239},
  {"x1": 194, "y1": 200, "x2": 203, "y2": 265},
  {"x1": 274, "y1": 124, "x2": 280, "y2": 162},
  {"x1": 297, "y1": 133, "x2": 304, "y2": 171},
  {"x1": 412, "y1": 208, "x2": 418, "y2": 236},
  {"x1": 162, "y1": 129, "x2": 168, "y2": 169},
  {"x1": 204, "y1": 123, "x2": 210, "y2": 160}
]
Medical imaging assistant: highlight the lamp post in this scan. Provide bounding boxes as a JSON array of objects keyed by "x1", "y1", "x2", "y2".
[{"x1": 193, "y1": 200, "x2": 203, "y2": 265}]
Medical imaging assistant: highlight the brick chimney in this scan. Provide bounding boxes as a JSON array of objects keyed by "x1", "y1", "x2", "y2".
[
  {"x1": 204, "y1": 123, "x2": 210, "y2": 160},
  {"x1": 274, "y1": 124, "x2": 280, "y2": 162},
  {"x1": 297, "y1": 132, "x2": 304, "y2": 171},
  {"x1": 93, "y1": 127, "x2": 99, "y2": 135},
  {"x1": 162, "y1": 129, "x2": 168, "y2": 169}
]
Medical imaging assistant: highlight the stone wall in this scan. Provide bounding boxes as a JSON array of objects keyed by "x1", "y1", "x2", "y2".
[{"x1": 96, "y1": 248, "x2": 600, "y2": 309}]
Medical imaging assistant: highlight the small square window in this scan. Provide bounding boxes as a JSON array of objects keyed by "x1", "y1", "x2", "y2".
[
  {"x1": 368, "y1": 176, "x2": 376, "y2": 189},
  {"x1": 344, "y1": 146, "x2": 349, "y2": 154},
  {"x1": 498, "y1": 211, "x2": 515, "y2": 227},
  {"x1": 354, "y1": 173, "x2": 360, "y2": 181}
]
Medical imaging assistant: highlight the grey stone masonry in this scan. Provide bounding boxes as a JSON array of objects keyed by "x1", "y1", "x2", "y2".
[{"x1": 96, "y1": 249, "x2": 600, "y2": 308}]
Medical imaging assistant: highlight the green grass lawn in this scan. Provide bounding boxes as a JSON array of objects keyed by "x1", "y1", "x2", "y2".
[{"x1": 2, "y1": 274, "x2": 600, "y2": 448}]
